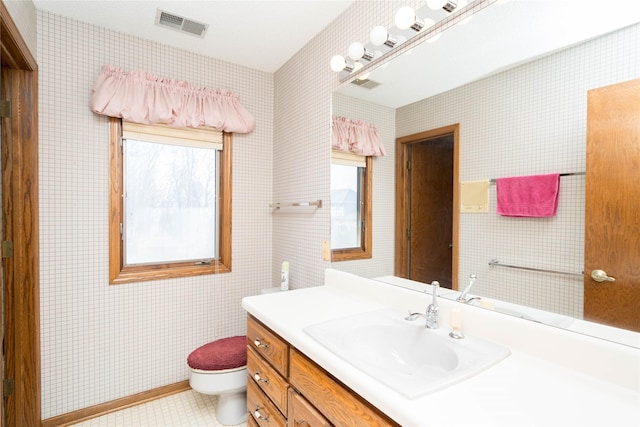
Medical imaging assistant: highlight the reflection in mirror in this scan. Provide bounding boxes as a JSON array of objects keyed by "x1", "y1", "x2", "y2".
[{"x1": 330, "y1": 0, "x2": 640, "y2": 348}]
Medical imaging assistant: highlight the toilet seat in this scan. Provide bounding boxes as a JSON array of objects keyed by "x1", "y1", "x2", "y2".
[
  {"x1": 187, "y1": 335, "x2": 248, "y2": 425},
  {"x1": 187, "y1": 336, "x2": 246, "y2": 371}
]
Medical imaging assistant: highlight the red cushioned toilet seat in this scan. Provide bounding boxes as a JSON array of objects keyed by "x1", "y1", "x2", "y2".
[{"x1": 187, "y1": 336, "x2": 247, "y2": 371}]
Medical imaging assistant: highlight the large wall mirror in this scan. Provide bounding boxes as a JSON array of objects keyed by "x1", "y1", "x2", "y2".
[{"x1": 330, "y1": 0, "x2": 640, "y2": 348}]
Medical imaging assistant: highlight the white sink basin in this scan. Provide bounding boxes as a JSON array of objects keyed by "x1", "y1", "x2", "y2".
[{"x1": 304, "y1": 308, "x2": 510, "y2": 399}]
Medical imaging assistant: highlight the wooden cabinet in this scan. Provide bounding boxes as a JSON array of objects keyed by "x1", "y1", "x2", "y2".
[
  {"x1": 246, "y1": 315, "x2": 399, "y2": 427},
  {"x1": 288, "y1": 388, "x2": 331, "y2": 427}
]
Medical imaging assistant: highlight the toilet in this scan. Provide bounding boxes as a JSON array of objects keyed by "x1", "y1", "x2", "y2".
[{"x1": 187, "y1": 336, "x2": 247, "y2": 425}]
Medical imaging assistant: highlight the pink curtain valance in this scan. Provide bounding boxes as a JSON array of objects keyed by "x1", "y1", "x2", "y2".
[
  {"x1": 89, "y1": 65, "x2": 255, "y2": 133},
  {"x1": 331, "y1": 116, "x2": 386, "y2": 157}
]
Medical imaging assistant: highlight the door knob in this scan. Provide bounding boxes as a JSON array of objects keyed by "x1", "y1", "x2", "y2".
[{"x1": 591, "y1": 269, "x2": 615, "y2": 282}]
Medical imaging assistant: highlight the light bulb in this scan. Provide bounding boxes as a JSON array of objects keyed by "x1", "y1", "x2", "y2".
[
  {"x1": 348, "y1": 42, "x2": 365, "y2": 61},
  {"x1": 352, "y1": 61, "x2": 364, "y2": 73},
  {"x1": 395, "y1": 6, "x2": 416, "y2": 30},
  {"x1": 330, "y1": 55, "x2": 346, "y2": 72},
  {"x1": 370, "y1": 26, "x2": 389, "y2": 46},
  {"x1": 347, "y1": 42, "x2": 373, "y2": 61}
]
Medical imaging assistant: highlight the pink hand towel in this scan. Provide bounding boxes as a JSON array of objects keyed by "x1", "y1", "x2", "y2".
[{"x1": 496, "y1": 173, "x2": 560, "y2": 217}]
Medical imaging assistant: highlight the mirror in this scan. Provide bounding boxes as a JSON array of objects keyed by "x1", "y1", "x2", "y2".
[{"x1": 331, "y1": 0, "x2": 640, "y2": 347}]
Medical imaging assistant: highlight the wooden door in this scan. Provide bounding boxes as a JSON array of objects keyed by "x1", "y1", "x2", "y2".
[
  {"x1": 395, "y1": 124, "x2": 459, "y2": 290},
  {"x1": 585, "y1": 78, "x2": 640, "y2": 332},
  {"x1": 408, "y1": 137, "x2": 454, "y2": 287}
]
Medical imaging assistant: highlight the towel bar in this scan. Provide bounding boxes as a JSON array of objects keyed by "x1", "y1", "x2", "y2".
[
  {"x1": 489, "y1": 172, "x2": 585, "y2": 185},
  {"x1": 270, "y1": 200, "x2": 323, "y2": 209},
  {"x1": 488, "y1": 259, "x2": 584, "y2": 278}
]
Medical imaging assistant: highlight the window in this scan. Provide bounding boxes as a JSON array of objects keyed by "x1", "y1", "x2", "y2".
[
  {"x1": 330, "y1": 151, "x2": 372, "y2": 261},
  {"x1": 109, "y1": 118, "x2": 232, "y2": 284}
]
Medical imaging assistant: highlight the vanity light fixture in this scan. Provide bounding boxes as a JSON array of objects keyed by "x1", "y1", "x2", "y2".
[
  {"x1": 330, "y1": 54, "x2": 354, "y2": 73},
  {"x1": 348, "y1": 42, "x2": 375, "y2": 61},
  {"x1": 330, "y1": 0, "x2": 480, "y2": 76},
  {"x1": 427, "y1": 0, "x2": 458, "y2": 13},
  {"x1": 395, "y1": 6, "x2": 424, "y2": 32}
]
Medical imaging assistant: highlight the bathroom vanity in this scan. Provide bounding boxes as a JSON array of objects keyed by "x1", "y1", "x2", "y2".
[
  {"x1": 243, "y1": 269, "x2": 640, "y2": 426},
  {"x1": 246, "y1": 315, "x2": 396, "y2": 426}
]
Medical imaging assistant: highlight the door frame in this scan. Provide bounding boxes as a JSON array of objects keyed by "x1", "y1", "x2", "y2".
[
  {"x1": 395, "y1": 124, "x2": 459, "y2": 290},
  {"x1": 0, "y1": 4, "x2": 40, "y2": 426}
]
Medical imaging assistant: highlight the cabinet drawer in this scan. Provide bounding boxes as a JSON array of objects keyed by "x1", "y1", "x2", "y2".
[
  {"x1": 247, "y1": 315, "x2": 289, "y2": 377},
  {"x1": 247, "y1": 412, "x2": 260, "y2": 427},
  {"x1": 247, "y1": 376, "x2": 287, "y2": 427},
  {"x1": 247, "y1": 345, "x2": 289, "y2": 416},
  {"x1": 288, "y1": 388, "x2": 331, "y2": 427},
  {"x1": 290, "y1": 349, "x2": 399, "y2": 427}
]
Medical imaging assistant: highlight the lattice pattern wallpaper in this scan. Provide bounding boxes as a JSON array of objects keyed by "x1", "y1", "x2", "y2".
[{"x1": 37, "y1": 10, "x2": 273, "y2": 418}]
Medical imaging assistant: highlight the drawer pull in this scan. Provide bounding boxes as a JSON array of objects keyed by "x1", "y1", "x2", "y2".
[
  {"x1": 254, "y1": 407, "x2": 269, "y2": 421},
  {"x1": 254, "y1": 337, "x2": 270, "y2": 348},
  {"x1": 253, "y1": 371, "x2": 269, "y2": 384}
]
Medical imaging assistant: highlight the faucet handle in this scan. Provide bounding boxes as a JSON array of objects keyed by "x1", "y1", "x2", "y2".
[
  {"x1": 430, "y1": 281, "x2": 440, "y2": 305},
  {"x1": 405, "y1": 310, "x2": 423, "y2": 321}
]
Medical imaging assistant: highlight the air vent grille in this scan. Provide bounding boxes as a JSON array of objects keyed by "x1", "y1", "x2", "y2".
[
  {"x1": 351, "y1": 78, "x2": 381, "y2": 90},
  {"x1": 155, "y1": 9, "x2": 209, "y2": 38}
]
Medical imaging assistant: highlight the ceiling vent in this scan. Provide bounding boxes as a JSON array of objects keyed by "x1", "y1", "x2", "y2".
[
  {"x1": 155, "y1": 9, "x2": 209, "y2": 38},
  {"x1": 350, "y1": 78, "x2": 381, "y2": 90}
]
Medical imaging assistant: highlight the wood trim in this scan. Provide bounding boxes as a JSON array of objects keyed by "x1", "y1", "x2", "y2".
[
  {"x1": 394, "y1": 124, "x2": 459, "y2": 290},
  {"x1": 332, "y1": 156, "x2": 373, "y2": 261},
  {"x1": 108, "y1": 118, "x2": 232, "y2": 284},
  {"x1": 2, "y1": 65, "x2": 40, "y2": 427},
  {"x1": 41, "y1": 381, "x2": 190, "y2": 427},
  {"x1": 0, "y1": 2, "x2": 37, "y2": 71}
]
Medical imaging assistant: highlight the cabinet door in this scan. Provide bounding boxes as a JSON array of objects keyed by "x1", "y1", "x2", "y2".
[
  {"x1": 247, "y1": 378, "x2": 287, "y2": 427},
  {"x1": 289, "y1": 349, "x2": 399, "y2": 427},
  {"x1": 288, "y1": 388, "x2": 331, "y2": 427},
  {"x1": 247, "y1": 315, "x2": 289, "y2": 376},
  {"x1": 248, "y1": 345, "x2": 289, "y2": 416}
]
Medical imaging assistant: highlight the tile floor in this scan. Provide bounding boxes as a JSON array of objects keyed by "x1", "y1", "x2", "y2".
[{"x1": 71, "y1": 390, "x2": 247, "y2": 427}]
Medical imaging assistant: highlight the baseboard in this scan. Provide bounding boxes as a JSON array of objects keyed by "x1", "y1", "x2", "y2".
[{"x1": 41, "y1": 380, "x2": 191, "y2": 427}]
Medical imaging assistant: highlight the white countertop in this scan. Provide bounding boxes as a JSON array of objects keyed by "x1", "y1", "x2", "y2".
[{"x1": 242, "y1": 269, "x2": 640, "y2": 427}]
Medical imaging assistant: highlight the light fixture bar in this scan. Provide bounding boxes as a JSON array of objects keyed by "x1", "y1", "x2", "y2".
[{"x1": 338, "y1": 0, "x2": 498, "y2": 83}]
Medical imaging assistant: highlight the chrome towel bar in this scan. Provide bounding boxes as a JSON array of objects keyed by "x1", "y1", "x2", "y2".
[
  {"x1": 488, "y1": 259, "x2": 584, "y2": 278},
  {"x1": 489, "y1": 172, "x2": 585, "y2": 185},
  {"x1": 270, "y1": 200, "x2": 323, "y2": 209}
]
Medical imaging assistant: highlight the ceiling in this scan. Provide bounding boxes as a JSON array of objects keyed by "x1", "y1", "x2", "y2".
[{"x1": 32, "y1": 0, "x2": 355, "y2": 73}]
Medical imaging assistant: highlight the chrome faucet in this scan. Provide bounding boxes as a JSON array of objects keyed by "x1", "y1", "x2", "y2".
[
  {"x1": 404, "y1": 280, "x2": 440, "y2": 328},
  {"x1": 425, "y1": 280, "x2": 440, "y2": 329},
  {"x1": 456, "y1": 274, "x2": 479, "y2": 304}
]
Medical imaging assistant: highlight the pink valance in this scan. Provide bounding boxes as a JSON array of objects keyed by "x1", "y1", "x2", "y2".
[
  {"x1": 89, "y1": 65, "x2": 255, "y2": 133},
  {"x1": 331, "y1": 116, "x2": 386, "y2": 157}
]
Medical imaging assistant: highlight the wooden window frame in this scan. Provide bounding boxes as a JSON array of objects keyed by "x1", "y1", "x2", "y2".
[
  {"x1": 331, "y1": 156, "x2": 373, "y2": 261},
  {"x1": 108, "y1": 117, "x2": 232, "y2": 284}
]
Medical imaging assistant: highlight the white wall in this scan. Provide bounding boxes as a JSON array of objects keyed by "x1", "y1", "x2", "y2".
[{"x1": 37, "y1": 10, "x2": 273, "y2": 418}]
